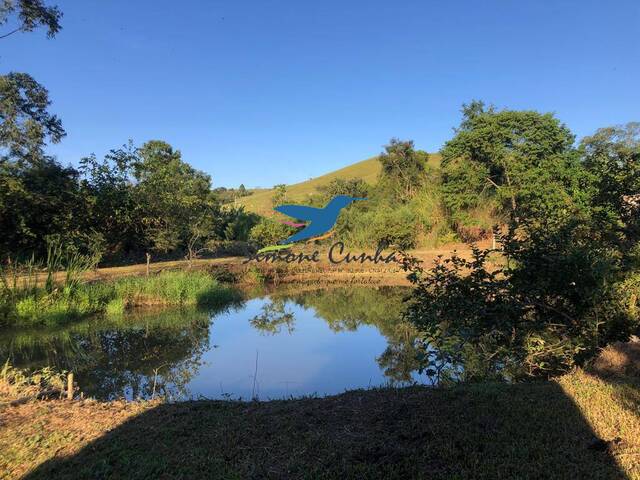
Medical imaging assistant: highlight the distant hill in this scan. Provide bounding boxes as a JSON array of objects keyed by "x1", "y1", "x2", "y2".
[{"x1": 235, "y1": 154, "x2": 441, "y2": 215}]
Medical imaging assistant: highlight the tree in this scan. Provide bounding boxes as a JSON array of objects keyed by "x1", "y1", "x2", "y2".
[
  {"x1": 134, "y1": 140, "x2": 216, "y2": 262},
  {"x1": 0, "y1": 72, "x2": 65, "y2": 163},
  {"x1": 378, "y1": 138, "x2": 427, "y2": 202},
  {"x1": 580, "y1": 122, "x2": 640, "y2": 254},
  {"x1": 249, "y1": 218, "x2": 294, "y2": 247},
  {"x1": 79, "y1": 142, "x2": 140, "y2": 260},
  {"x1": 441, "y1": 103, "x2": 577, "y2": 221},
  {"x1": 271, "y1": 184, "x2": 287, "y2": 207},
  {"x1": 0, "y1": 2, "x2": 75, "y2": 258},
  {"x1": 0, "y1": 0, "x2": 62, "y2": 40},
  {"x1": 0, "y1": 156, "x2": 87, "y2": 257},
  {"x1": 403, "y1": 119, "x2": 640, "y2": 380}
]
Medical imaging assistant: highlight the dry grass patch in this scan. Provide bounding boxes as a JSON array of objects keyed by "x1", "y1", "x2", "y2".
[{"x1": 590, "y1": 340, "x2": 640, "y2": 378}]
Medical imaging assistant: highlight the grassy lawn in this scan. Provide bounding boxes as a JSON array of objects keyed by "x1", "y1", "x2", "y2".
[{"x1": 1, "y1": 369, "x2": 638, "y2": 479}]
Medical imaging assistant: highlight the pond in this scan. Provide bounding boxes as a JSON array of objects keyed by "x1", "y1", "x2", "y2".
[{"x1": 0, "y1": 286, "x2": 427, "y2": 401}]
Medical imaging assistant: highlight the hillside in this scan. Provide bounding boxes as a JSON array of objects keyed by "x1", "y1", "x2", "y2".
[{"x1": 236, "y1": 153, "x2": 441, "y2": 215}]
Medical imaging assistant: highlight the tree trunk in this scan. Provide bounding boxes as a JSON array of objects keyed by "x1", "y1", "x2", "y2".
[{"x1": 145, "y1": 252, "x2": 151, "y2": 277}]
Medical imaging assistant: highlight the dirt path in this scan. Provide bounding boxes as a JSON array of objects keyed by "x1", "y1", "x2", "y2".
[{"x1": 11, "y1": 240, "x2": 495, "y2": 287}]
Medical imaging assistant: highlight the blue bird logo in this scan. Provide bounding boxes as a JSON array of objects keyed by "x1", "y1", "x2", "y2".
[{"x1": 260, "y1": 195, "x2": 366, "y2": 252}]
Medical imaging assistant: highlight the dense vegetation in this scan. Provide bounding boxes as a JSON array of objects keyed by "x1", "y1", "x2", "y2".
[{"x1": 402, "y1": 104, "x2": 640, "y2": 379}]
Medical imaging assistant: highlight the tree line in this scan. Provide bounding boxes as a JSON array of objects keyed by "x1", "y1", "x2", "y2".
[{"x1": 0, "y1": 1, "x2": 260, "y2": 265}]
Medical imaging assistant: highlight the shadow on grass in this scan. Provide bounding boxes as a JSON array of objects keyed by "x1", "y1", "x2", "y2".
[{"x1": 22, "y1": 381, "x2": 627, "y2": 480}]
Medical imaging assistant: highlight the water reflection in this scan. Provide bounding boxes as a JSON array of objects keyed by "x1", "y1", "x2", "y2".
[{"x1": 0, "y1": 286, "x2": 423, "y2": 400}]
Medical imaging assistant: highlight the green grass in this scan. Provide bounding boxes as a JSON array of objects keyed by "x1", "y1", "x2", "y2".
[
  {"x1": 0, "y1": 271, "x2": 240, "y2": 327},
  {"x1": 1, "y1": 369, "x2": 638, "y2": 479},
  {"x1": 236, "y1": 154, "x2": 442, "y2": 215}
]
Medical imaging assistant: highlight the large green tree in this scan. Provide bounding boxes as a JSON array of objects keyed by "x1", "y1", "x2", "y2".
[
  {"x1": 134, "y1": 140, "x2": 217, "y2": 260},
  {"x1": 440, "y1": 101, "x2": 582, "y2": 227},
  {"x1": 79, "y1": 142, "x2": 140, "y2": 260},
  {"x1": 580, "y1": 122, "x2": 640, "y2": 255}
]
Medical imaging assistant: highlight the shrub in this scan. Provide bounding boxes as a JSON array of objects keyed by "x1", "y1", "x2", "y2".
[
  {"x1": 249, "y1": 218, "x2": 295, "y2": 247},
  {"x1": 339, "y1": 204, "x2": 419, "y2": 249}
]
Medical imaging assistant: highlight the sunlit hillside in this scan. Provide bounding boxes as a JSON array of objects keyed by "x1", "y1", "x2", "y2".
[{"x1": 236, "y1": 153, "x2": 441, "y2": 215}]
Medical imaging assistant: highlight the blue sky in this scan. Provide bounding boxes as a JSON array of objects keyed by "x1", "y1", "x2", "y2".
[{"x1": 3, "y1": 0, "x2": 639, "y2": 188}]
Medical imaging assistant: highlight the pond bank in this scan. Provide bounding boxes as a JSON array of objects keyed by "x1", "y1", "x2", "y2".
[
  {"x1": 1, "y1": 271, "x2": 240, "y2": 327},
  {"x1": 14, "y1": 241, "x2": 494, "y2": 287},
  {"x1": 1, "y1": 368, "x2": 638, "y2": 479}
]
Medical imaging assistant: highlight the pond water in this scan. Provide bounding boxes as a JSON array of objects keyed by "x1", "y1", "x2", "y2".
[{"x1": 0, "y1": 286, "x2": 428, "y2": 401}]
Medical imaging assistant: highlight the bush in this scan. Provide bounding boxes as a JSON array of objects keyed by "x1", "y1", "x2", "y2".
[
  {"x1": 249, "y1": 218, "x2": 295, "y2": 247},
  {"x1": 339, "y1": 204, "x2": 419, "y2": 249},
  {"x1": 402, "y1": 225, "x2": 640, "y2": 381}
]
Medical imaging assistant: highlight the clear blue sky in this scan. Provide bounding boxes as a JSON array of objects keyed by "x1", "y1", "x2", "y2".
[{"x1": 3, "y1": 0, "x2": 639, "y2": 188}]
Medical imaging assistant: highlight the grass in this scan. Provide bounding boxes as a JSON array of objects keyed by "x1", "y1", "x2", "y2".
[
  {"x1": 236, "y1": 154, "x2": 442, "y2": 215},
  {"x1": 0, "y1": 271, "x2": 240, "y2": 327},
  {"x1": 0, "y1": 368, "x2": 638, "y2": 479}
]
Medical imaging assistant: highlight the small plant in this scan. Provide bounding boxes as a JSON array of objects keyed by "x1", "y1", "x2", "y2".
[{"x1": 0, "y1": 361, "x2": 67, "y2": 401}]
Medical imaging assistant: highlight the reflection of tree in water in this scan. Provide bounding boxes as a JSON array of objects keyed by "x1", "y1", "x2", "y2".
[
  {"x1": 258, "y1": 287, "x2": 422, "y2": 383},
  {"x1": 78, "y1": 309, "x2": 211, "y2": 400},
  {"x1": 249, "y1": 299, "x2": 295, "y2": 335},
  {"x1": 0, "y1": 304, "x2": 237, "y2": 400},
  {"x1": 291, "y1": 287, "x2": 406, "y2": 334},
  {"x1": 376, "y1": 322, "x2": 422, "y2": 383}
]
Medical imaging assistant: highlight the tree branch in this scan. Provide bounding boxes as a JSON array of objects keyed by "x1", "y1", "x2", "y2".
[{"x1": 0, "y1": 27, "x2": 23, "y2": 40}]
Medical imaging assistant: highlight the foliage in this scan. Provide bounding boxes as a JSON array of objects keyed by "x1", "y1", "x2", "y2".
[
  {"x1": 0, "y1": 72, "x2": 65, "y2": 161},
  {"x1": 377, "y1": 138, "x2": 428, "y2": 202},
  {"x1": 78, "y1": 142, "x2": 140, "y2": 260},
  {"x1": 337, "y1": 203, "x2": 419, "y2": 249},
  {"x1": 0, "y1": 156, "x2": 89, "y2": 256},
  {"x1": 105, "y1": 271, "x2": 239, "y2": 312},
  {"x1": 0, "y1": 0, "x2": 62, "y2": 39},
  {"x1": 248, "y1": 218, "x2": 295, "y2": 247},
  {"x1": 401, "y1": 248, "x2": 590, "y2": 381},
  {"x1": 403, "y1": 114, "x2": 640, "y2": 380},
  {"x1": 213, "y1": 206, "x2": 259, "y2": 242},
  {"x1": 0, "y1": 261, "x2": 239, "y2": 326},
  {"x1": 133, "y1": 140, "x2": 216, "y2": 257},
  {"x1": 317, "y1": 177, "x2": 369, "y2": 201},
  {"x1": 271, "y1": 183, "x2": 287, "y2": 207},
  {"x1": 580, "y1": 122, "x2": 640, "y2": 256},
  {"x1": 440, "y1": 101, "x2": 579, "y2": 229},
  {"x1": 212, "y1": 184, "x2": 253, "y2": 203}
]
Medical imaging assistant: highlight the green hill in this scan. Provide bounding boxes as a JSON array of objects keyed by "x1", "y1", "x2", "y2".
[{"x1": 236, "y1": 154, "x2": 441, "y2": 215}]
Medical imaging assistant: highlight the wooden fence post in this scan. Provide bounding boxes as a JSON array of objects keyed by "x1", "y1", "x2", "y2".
[{"x1": 67, "y1": 372, "x2": 74, "y2": 400}]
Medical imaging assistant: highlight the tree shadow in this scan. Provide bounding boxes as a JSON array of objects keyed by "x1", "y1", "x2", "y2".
[{"x1": 22, "y1": 380, "x2": 628, "y2": 479}]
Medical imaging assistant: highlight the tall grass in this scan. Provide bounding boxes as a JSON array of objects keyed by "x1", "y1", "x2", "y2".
[
  {"x1": 97, "y1": 271, "x2": 240, "y2": 314},
  {"x1": 0, "y1": 265, "x2": 240, "y2": 327}
]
